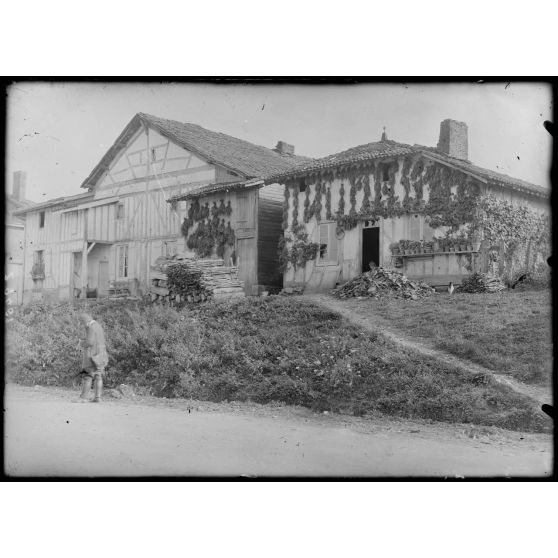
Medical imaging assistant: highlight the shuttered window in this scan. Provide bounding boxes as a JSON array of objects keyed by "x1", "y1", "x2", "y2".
[
  {"x1": 117, "y1": 245, "x2": 129, "y2": 278},
  {"x1": 318, "y1": 223, "x2": 338, "y2": 264}
]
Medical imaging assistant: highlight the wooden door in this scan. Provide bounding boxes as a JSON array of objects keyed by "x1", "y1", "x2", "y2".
[
  {"x1": 235, "y1": 190, "x2": 257, "y2": 294},
  {"x1": 98, "y1": 261, "x2": 110, "y2": 296}
]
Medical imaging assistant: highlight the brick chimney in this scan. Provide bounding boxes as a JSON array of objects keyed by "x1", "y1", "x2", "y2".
[
  {"x1": 275, "y1": 141, "x2": 295, "y2": 156},
  {"x1": 437, "y1": 119, "x2": 468, "y2": 160},
  {"x1": 13, "y1": 171, "x2": 27, "y2": 201}
]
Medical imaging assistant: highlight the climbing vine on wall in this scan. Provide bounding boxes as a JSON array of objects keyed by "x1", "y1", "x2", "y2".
[
  {"x1": 292, "y1": 183, "x2": 299, "y2": 228},
  {"x1": 277, "y1": 224, "x2": 320, "y2": 273},
  {"x1": 303, "y1": 186, "x2": 311, "y2": 223},
  {"x1": 181, "y1": 197, "x2": 235, "y2": 258},
  {"x1": 325, "y1": 185, "x2": 332, "y2": 220},
  {"x1": 282, "y1": 186, "x2": 290, "y2": 230},
  {"x1": 279, "y1": 155, "x2": 550, "y2": 279}
]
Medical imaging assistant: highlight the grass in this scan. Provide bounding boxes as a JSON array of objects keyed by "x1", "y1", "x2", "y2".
[
  {"x1": 5, "y1": 296, "x2": 551, "y2": 433},
  {"x1": 336, "y1": 289, "x2": 552, "y2": 386}
]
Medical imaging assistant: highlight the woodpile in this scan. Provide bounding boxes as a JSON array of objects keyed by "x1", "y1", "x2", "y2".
[
  {"x1": 149, "y1": 252, "x2": 245, "y2": 304},
  {"x1": 332, "y1": 267, "x2": 435, "y2": 300},
  {"x1": 455, "y1": 272, "x2": 505, "y2": 293}
]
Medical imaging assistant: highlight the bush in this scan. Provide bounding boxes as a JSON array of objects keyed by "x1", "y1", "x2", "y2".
[{"x1": 5, "y1": 297, "x2": 550, "y2": 433}]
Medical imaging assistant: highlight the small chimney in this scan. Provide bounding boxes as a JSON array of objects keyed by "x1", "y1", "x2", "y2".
[
  {"x1": 437, "y1": 119, "x2": 468, "y2": 160},
  {"x1": 275, "y1": 141, "x2": 295, "y2": 156},
  {"x1": 381, "y1": 126, "x2": 388, "y2": 141},
  {"x1": 13, "y1": 171, "x2": 27, "y2": 201}
]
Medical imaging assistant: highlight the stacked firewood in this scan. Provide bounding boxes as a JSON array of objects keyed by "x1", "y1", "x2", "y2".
[
  {"x1": 455, "y1": 272, "x2": 505, "y2": 293},
  {"x1": 149, "y1": 253, "x2": 245, "y2": 304},
  {"x1": 332, "y1": 267, "x2": 435, "y2": 300}
]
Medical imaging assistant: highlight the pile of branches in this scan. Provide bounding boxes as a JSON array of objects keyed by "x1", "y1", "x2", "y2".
[
  {"x1": 332, "y1": 267, "x2": 435, "y2": 300},
  {"x1": 455, "y1": 272, "x2": 505, "y2": 293}
]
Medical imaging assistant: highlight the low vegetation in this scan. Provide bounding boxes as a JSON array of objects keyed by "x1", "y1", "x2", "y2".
[
  {"x1": 337, "y1": 289, "x2": 552, "y2": 386},
  {"x1": 5, "y1": 296, "x2": 550, "y2": 432}
]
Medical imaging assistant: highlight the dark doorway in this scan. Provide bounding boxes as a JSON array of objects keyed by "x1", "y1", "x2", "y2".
[{"x1": 362, "y1": 227, "x2": 380, "y2": 272}]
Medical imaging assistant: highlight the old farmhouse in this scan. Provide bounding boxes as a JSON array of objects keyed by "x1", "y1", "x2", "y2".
[
  {"x1": 268, "y1": 119, "x2": 550, "y2": 293},
  {"x1": 13, "y1": 113, "x2": 306, "y2": 302}
]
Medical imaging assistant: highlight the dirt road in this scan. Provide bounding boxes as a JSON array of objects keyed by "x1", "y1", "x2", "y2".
[{"x1": 4, "y1": 385, "x2": 552, "y2": 477}]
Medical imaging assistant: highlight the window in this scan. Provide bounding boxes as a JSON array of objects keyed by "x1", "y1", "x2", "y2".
[
  {"x1": 117, "y1": 245, "x2": 129, "y2": 278},
  {"x1": 380, "y1": 163, "x2": 390, "y2": 182},
  {"x1": 67, "y1": 211, "x2": 78, "y2": 234},
  {"x1": 318, "y1": 223, "x2": 338, "y2": 264},
  {"x1": 33, "y1": 250, "x2": 44, "y2": 266},
  {"x1": 39, "y1": 211, "x2": 45, "y2": 228},
  {"x1": 116, "y1": 203, "x2": 125, "y2": 219},
  {"x1": 299, "y1": 180, "x2": 307, "y2": 193}
]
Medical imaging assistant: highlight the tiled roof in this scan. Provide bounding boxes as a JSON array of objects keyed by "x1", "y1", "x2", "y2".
[
  {"x1": 266, "y1": 139, "x2": 548, "y2": 199},
  {"x1": 418, "y1": 147, "x2": 548, "y2": 198},
  {"x1": 12, "y1": 192, "x2": 93, "y2": 216},
  {"x1": 265, "y1": 140, "x2": 416, "y2": 181},
  {"x1": 81, "y1": 113, "x2": 310, "y2": 190},
  {"x1": 168, "y1": 179, "x2": 263, "y2": 201}
]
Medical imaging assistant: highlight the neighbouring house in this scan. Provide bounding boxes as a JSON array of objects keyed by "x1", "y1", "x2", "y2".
[
  {"x1": 167, "y1": 141, "x2": 309, "y2": 294},
  {"x1": 267, "y1": 119, "x2": 550, "y2": 293},
  {"x1": 5, "y1": 171, "x2": 35, "y2": 304},
  {"x1": 13, "y1": 113, "x2": 307, "y2": 302}
]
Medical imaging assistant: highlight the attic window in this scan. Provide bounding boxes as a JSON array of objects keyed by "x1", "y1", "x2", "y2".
[
  {"x1": 151, "y1": 148, "x2": 156, "y2": 162},
  {"x1": 39, "y1": 211, "x2": 45, "y2": 228},
  {"x1": 380, "y1": 163, "x2": 390, "y2": 182}
]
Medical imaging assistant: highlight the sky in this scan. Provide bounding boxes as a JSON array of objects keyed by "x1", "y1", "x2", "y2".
[{"x1": 5, "y1": 81, "x2": 553, "y2": 203}]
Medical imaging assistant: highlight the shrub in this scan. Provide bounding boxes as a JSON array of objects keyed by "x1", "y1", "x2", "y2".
[{"x1": 5, "y1": 297, "x2": 549, "y2": 432}]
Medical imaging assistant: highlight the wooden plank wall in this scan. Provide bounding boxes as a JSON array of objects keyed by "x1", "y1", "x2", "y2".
[{"x1": 22, "y1": 206, "x2": 86, "y2": 298}]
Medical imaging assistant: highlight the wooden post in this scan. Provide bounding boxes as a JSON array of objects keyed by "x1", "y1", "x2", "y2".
[
  {"x1": 81, "y1": 208, "x2": 88, "y2": 298},
  {"x1": 81, "y1": 242, "x2": 87, "y2": 298}
]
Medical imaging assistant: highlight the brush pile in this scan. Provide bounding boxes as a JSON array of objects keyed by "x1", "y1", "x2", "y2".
[
  {"x1": 455, "y1": 272, "x2": 505, "y2": 293},
  {"x1": 332, "y1": 267, "x2": 435, "y2": 300},
  {"x1": 149, "y1": 253, "x2": 244, "y2": 304}
]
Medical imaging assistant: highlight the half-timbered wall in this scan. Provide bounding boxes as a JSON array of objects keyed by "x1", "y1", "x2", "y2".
[{"x1": 20, "y1": 125, "x2": 226, "y2": 301}]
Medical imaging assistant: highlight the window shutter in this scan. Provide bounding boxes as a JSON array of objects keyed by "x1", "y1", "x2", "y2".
[{"x1": 328, "y1": 224, "x2": 338, "y2": 262}]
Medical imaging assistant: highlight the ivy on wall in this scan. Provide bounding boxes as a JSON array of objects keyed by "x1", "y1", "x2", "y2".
[
  {"x1": 282, "y1": 186, "x2": 290, "y2": 230},
  {"x1": 325, "y1": 186, "x2": 332, "y2": 220},
  {"x1": 181, "y1": 197, "x2": 235, "y2": 259},
  {"x1": 279, "y1": 154, "x2": 550, "y2": 278},
  {"x1": 277, "y1": 224, "x2": 320, "y2": 273}
]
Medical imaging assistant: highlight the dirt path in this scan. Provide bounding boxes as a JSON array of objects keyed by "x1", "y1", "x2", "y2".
[
  {"x1": 4, "y1": 385, "x2": 552, "y2": 477},
  {"x1": 307, "y1": 294, "x2": 551, "y2": 406}
]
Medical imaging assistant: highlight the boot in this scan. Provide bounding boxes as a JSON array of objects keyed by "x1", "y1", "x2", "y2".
[
  {"x1": 79, "y1": 376, "x2": 92, "y2": 401},
  {"x1": 92, "y1": 374, "x2": 103, "y2": 403}
]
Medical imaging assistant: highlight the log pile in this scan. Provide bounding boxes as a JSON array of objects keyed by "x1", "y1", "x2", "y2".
[
  {"x1": 332, "y1": 267, "x2": 435, "y2": 300},
  {"x1": 455, "y1": 272, "x2": 505, "y2": 293},
  {"x1": 149, "y1": 252, "x2": 245, "y2": 304}
]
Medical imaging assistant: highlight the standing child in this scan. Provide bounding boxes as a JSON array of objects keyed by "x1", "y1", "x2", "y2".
[{"x1": 77, "y1": 312, "x2": 108, "y2": 403}]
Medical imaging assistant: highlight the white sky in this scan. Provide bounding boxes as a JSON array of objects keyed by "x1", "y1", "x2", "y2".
[{"x1": 5, "y1": 81, "x2": 553, "y2": 203}]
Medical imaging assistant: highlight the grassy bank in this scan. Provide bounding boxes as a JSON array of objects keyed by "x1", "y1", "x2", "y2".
[
  {"x1": 5, "y1": 297, "x2": 550, "y2": 432},
  {"x1": 335, "y1": 290, "x2": 552, "y2": 387}
]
